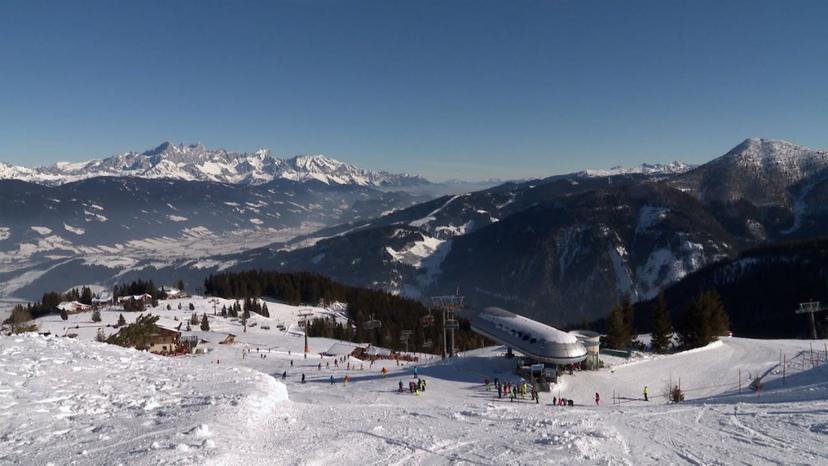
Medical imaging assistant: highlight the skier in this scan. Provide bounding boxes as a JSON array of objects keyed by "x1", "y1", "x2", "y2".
[
  {"x1": 301, "y1": 373, "x2": 306, "y2": 384},
  {"x1": 330, "y1": 375, "x2": 335, "y2": 385},
  {"x1": 643, "y1": 385, "x2": 649, "y2": 402},
  {"x1": 381, "y1": 367, "x2": 388, "y2": 377},
  {"x1": 399, "y1": 380, "x2": 404, "y2": 393},
  {"x1": 290, "y1": 360, "x2": 293, "y2": 367},
  {"x1": 318, "y1": 363, "x2": 322, "y2": 370},
  {"x1": 413, "y1": 366, "x2": 418, "y2": 378},
  {"x1": 595, "y1": 392, "x2": 600, "y2": 406},
  {"x1": 282, "y1": 371, "x2": 287, "y2": 380},
  {"x1": 484, "y1": 377, "x2": 490, "y2": 391},
  {"x1": 497, "y1": 384, "x2": 502, "y2": 399}
]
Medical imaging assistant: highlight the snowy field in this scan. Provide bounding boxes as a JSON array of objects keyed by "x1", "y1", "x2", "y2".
[{"x1": 2, "y1": 296, "x2": 828, "y2": 465}]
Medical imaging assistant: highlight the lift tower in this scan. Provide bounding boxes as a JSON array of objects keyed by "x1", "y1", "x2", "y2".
[{"x1": 431, "y1": 295, "x2": 463, "y2": 359}]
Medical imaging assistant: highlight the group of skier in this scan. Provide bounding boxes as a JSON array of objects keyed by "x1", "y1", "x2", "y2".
[
  {"x1": 489, "y1": 378, "x2": 540, "y2": 404},
  {"x1": 399, "y1": 377, "x2": 427, "y2": 394}
]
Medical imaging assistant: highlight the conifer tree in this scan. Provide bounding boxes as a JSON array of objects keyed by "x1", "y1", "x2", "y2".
[
  {"x1": 200, "y1": 313, "x2": 210, "y2": 331},
  {"x1": 679, "y1": 290, "x2": 730, "y2": 349},
  {"x1": 80, "y1": 287, "x2": 93, "y2": 305},
  {"x1": 261, "y1": 302, "x2": 269, "y2": 318},
  {"x1": 117, "y1": 313, "x2": 127, "y2": 327},
  {"x1": 621, "y1": 295, "x2": 635, "y2": 346},
  {"x1": 60, "y1": 308, "x2": 69, "y2": 321},
  {"x1": 95, "y1": 327, "x2": 106, "y2": 342},
  {"x1": 604, "y1": 304, "x2": 628, "y2": 350},
  {"x1": 91, "y1": 309, "x2": 102, "y2": 323},
  {"x1": 650, "y1": 291, "x2": 672, "y2": 353}
]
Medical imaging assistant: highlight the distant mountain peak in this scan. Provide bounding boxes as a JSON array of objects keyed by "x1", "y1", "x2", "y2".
[
  {"x1": 0, "y1": 143, "x2": 430, "y2": 187},
  {"x1": 580, "y1": 161, "x2": 694, "y2": 178},
  {"x1": 720, "y1": 138, "x2": 828, "y2": 181}
]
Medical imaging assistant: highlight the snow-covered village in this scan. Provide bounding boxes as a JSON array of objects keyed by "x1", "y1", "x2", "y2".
[{"x1": 3, "y1": 1, "x2": 828, "y2": 465}]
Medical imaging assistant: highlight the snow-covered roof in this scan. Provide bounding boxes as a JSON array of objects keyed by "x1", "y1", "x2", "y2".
[
  {"x1": 154, "y1": 318, "x2": 182, "y2": 333},
  {"x1": 57, "y1": 301, "x2": 92, "y2": 311},
  {"x1": 364, "y1": 345, "x2": 393, "y2": 357},
  {"x1": 323, "y1": 342, "x2": 368, "y2": 356},
  {"x1": 118, "y1": 293, "x2": 152, "y2": 302}
]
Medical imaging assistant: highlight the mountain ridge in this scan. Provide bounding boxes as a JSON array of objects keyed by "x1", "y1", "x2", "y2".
[{"x1": 0, "y1": 142, "x2": 430, "y2": 188}]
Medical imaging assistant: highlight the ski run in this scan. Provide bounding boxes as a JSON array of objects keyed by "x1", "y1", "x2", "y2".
[{"x1": 2, "y1": 295, "x2": 827, "y2": 465}]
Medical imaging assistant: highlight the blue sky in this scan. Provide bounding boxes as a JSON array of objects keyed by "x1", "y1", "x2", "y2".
[{"x1": 1, "y1": 0, "x2": 826, "y2": 181}]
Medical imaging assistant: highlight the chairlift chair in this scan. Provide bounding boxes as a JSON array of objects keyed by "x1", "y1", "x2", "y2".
[
  {"x1": 420, "y1": 312, "x2": 435, "y2": 327},
  {"x1": 363, "y1": 314, "x2": 382, "y2": 330}
]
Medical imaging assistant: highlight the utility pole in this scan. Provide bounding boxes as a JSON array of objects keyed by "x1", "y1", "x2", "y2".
[
  {"x1": 796, "y1": 301, "x2": 825, "y2": 340},
  {"x1": 298, "y1": 310, "x2": 313, "y2": 354},
  {"x1": 400, "y1": 330, "x2": 412, "y2": 355}
]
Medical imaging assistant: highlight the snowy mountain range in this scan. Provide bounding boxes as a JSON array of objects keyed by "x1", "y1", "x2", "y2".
[
  {"x1": 580, "y1": 161, "x2": 694, "y2": 178},
  {"x1": 0, "y1": 142, "x2": 430, "y2": 187},
  {"x1": 3, "y1": 137, "x2": 828, "y2": 328}
]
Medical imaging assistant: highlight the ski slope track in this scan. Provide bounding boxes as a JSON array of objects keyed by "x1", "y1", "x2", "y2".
[{"x1": 1, "y1": 296, "x2": 827, "y2": 465}]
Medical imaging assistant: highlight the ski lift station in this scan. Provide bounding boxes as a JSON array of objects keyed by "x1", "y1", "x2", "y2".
[{"x1": 466, "y1": 307, "x2": 597, "y2": 384}]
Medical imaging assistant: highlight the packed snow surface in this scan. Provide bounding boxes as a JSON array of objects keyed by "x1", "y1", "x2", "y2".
[{"x1": 2, "y1": 296, "x2": 828, "y2": 465}]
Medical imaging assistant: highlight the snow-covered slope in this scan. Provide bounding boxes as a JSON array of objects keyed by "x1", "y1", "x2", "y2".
[
  {"x1": 0, "y1": 142, "x2": 429, "y2": 187},
  {"x1": 3, "y1": 299, "x2": 827, "y2": 466},
  {"x1": 581, "y1": 161, "x2": 694, "y2": 177}
]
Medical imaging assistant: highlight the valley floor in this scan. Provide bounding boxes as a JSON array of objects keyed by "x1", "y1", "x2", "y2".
[{"x1": 2, "y1": 298, "x2": 828, "y2": 465}]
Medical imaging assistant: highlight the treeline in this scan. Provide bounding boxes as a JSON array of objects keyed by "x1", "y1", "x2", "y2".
[
  {"x1": 112, "y1": 280, "x2": 164, "y2": 303},
  {"x1": 3, "y1": 286, "x2": 98, "y2": 323},
  {"x1": 603, "y1": 290, "x2": 730, "y2": 352},
  {"x1": 204, "y1": 270, "x2": 488, "y2": 353}
]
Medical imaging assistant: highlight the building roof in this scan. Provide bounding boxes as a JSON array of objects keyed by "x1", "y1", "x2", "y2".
[
  {"x1": 57, "y1": 301, "x2": 92, "y2": 311},
  {"x1": 155, "y1": 317, "x2": 182, "y2": 333},
  {"x1": 323, "y1": 341, "x2": 368, "y2": 356}
]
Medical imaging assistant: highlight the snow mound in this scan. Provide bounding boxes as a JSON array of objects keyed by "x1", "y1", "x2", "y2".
[{"x1": 0, "y1": 333, "x2": 288, "y2": 465}]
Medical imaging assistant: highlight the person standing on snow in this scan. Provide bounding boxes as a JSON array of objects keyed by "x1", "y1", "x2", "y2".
[
  {"x1": 330, "y1": 375, "x2": 335, "y2": 385},
  {"x1": 643, "y1": 385, "x2": 649, "y2": 401},
  {"x1": 595, "y1": 392, "x2": 600, "y2": 406},
  {"x1": 301, "y1": 373, "x2": 306, "y2": 384},
  {"x1": 399, "y1": 380, "x2": 404, "y2": 393}
]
